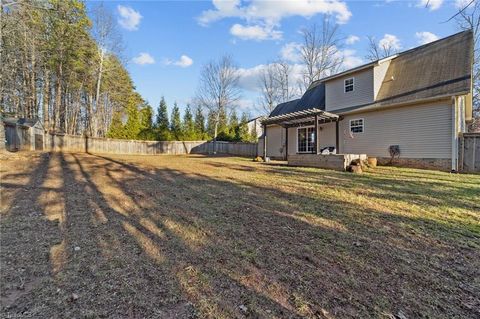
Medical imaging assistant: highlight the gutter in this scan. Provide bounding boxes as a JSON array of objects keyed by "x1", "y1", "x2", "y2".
[{"x1": 335, "y1": 91, "x2": 470, "y2": 116}]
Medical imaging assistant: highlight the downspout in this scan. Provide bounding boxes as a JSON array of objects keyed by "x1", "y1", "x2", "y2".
[
  {"x1": 451, "y1": 96, "x2": 459, "y2": 172},
  {"x1": 263, "y1": 124, "x2": 267, "y2": 161}
]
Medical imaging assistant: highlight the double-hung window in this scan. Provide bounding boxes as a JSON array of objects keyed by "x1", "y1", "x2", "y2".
[
  {"x1": 350, "y1": 119, "x2": 364, "y2": 133},
  {"x1": 297, "y1": 127, "x2": 315, "y2": 153},
  {"x1": 344, "y1": 77, "x2": 354, "y2": 92}
]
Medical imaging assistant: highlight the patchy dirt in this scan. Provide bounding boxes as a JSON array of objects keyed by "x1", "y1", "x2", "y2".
[{"x1": 1, "y1": 152, "x2": 479, "y2": 318}]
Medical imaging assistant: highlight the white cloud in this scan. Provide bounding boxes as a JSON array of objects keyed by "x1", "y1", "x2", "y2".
[
  {"x1": 346, "y1": 35, "x2": 360, "y2": 45},
  {"x1": 455, "y1": 0, "x2": 472, "y2": 9},
  {"x1": 237, "y1": 63, "x2": 304, "y2": 93},
  {"x1": 415, "y1": 31, "x2": 439, "y2": 45},
  {"x1": 280, "y1": 42, "x2": 302, "y2": 62},
  {"x1": 117, "y1": 5, "x2": 142, "y2": 31},
  {"x1": 341, "y1": 49, "x2": 364, "y2": 69},
  {"x1": 379, "y1": 34, "x2": 402, "y2": 50},
  {"x1": 164, "y1": 55, "x2": 194, "y2": 68},
  {"x1": 133, "y1": 52, "x2": 155, "y2": 65},
  {"x1": 230, "y1": 24, "x2": 282, "y2": 41},
  {"x1": 198, "y1": 0, "x2": 352, "y2": 41},
  {"x1": 416, "y1": 0, "x2": 443, "y2": 11}
]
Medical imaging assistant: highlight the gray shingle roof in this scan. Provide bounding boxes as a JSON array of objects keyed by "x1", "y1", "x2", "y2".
[
  {"x1": 376, "y1": 30, "x2": 472, "y2": 106},
  {"x1": 268, "y1": 30, "x2": 472, "y2": 118}
]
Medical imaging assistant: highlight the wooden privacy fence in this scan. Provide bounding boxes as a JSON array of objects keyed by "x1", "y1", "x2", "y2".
[
  {"x1": 44, "y1": 134, "x2": 258, "y2": 157},
  {"x1": 459, "y1": 133, "x2": 480, "y2": 173}
]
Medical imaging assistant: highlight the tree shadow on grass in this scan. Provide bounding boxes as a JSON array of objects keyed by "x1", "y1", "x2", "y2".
[
  {"x1": 1, "y1": 153, "x2": 66, "y2": 316},
  {"x1": 1, "y1": 153, "x2": 479, "y2": 318},
  {"x1": 89, "y1": 153, "x2": 480, "y2": 317},
  {"x1": 202, "y1": 159, "x2": 480, "y2": 235}
]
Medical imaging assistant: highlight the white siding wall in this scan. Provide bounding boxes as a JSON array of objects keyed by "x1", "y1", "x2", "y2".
[
  {"x1": 325, "y1": 69, "x2": 374, "y2": 111},
  {"x1": 373, "y1": 60, "x2": 390, "y2": 99},
  {"x1": 339, "y1": 100, "x2": 453, "y2": 159},
  {"x1": 287, "y1": 123, "x2": 336, "y2": 155},
  {"x1": 318, "y1": 122, "x2": 336, "y2": 149},
  {"x1": 288, "y1": 127, "x2": 296, "y2": 155},
  {"x1": 265, "y1": 124, "x2": 285, "y2": 158}
]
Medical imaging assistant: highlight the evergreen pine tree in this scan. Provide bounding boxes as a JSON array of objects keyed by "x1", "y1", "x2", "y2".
[
  {"x1": 123, "y1": 94, "x2": 142, "y2": 139},
  {"x1": 138, "y1": 103, "x2": 156, "y2": 140},
  {"x1": 206, "y1": 110, "x2": 217, "y2": 139},
  {"x1": 106, "y1": 111, "x2": 126, "y2": 138},
  {"x1": 249, "y1": 122, "x2": 258, "y2": 142},
  {"x1": 194, "y1": 105, "x2": 206, "y2": 139},
  {"x1": 238, "y1": 112, "x2": 250, "y2": 142},
  {"x1": 183, "y1": 104, "x2": 195, "y2": 140},
  {"x1": 170, "y1": 102, "x2": 182, "y2": 139},
  {"x1": 229, "y1": 110, "x2": 239, "y2": 140},
  {"x1": 217, "y1": 107, "x2": 228, "y2": 136},
  {"x1": 155, "y1": 97, "x2": 170, "y2": 140}
]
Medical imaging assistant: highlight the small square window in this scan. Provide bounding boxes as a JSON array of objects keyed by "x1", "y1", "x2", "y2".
[
  {"x1": 344, "y1": 78, "x2": 354, "y2": 93},
  {"x1": 350, "y1": 119, "x2": 364, "y2": 133}
]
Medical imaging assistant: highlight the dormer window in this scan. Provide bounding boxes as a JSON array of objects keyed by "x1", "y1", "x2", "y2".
[{"x1": 344, "y1": 77, "x2": 354, "y2": 93}]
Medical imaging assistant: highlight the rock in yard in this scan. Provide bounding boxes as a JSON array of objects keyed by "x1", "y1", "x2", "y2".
[
  {"x1": 239, "y1": 305, "x2": 248, "y2": 313},
  {"x1": 70, "y1": 293, "x2": 79, "y2": 302},
  {"x1": 347, "y1": 165, "x2": 362, "y2": 174}
]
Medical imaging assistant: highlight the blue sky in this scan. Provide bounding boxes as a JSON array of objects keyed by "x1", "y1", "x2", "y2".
[{"x1": 87, "y1": 0, "x2": 467, "y2": 117}]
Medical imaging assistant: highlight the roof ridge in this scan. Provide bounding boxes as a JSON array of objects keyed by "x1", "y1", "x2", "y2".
[
  {"x1": 308, "y1": 30, "x2": 472, "y2": 86},
  {"x1": 390, "y1": 29, "x2": 472, "y2": 59}
]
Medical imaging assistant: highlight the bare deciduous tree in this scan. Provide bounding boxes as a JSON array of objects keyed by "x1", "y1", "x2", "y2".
[
  {"x1": 365, "y1": 35, "x2": 398, "y2": 61},
  {"x1": 90, "y1": 3, "x2": 124, "y2": 137},
  {"x1": 258, "y1": 60, "x2": 297, "y2": 115},
  {"x1": 299, "y1": 16, "x2": 344, "y2": 91},
  {"x1": 258, "y1": 63, "x2": 280, "y2": 115},
  {"x1": 196, "y1": 55, "x2": 241, "y2": 152},
  {"x1": 275, "y1": 60, "x2": 295, "y2": 103},
  {"x1": 455, "y1": 0, "x2": 480, "y2": 130}
]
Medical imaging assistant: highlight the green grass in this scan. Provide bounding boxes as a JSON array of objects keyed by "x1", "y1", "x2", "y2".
[{"x1": 1, "y1": 153, "x2": 479, "y2": 318}]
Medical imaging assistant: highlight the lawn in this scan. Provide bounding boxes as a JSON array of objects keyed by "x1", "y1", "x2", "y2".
[{"x1": 1, "y1": 152, "x2": 479, "y2": 318}]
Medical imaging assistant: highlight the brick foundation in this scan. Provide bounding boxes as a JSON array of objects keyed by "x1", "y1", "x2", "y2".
[{"x1": 376, "y1": 157, "x2": 451, "y2": 171}]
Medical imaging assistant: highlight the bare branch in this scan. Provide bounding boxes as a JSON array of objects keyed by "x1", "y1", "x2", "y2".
[
  {"x1": 299, "y1": 15, "x2": 344, "y2": 91},
  {"x1": 196, "y1": 55, "x2": 241, "y2": 140}
]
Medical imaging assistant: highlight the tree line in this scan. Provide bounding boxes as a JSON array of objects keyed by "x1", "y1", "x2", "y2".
[
  {"x1": 2, "y1": 0, "x2": 477, "y2": 140},
  {"x1": 1, "y1": 0, "x2": 143, "y2": 137},
  {"x1": 106, "y1": 96, "x2": 258, "y2": 142}
]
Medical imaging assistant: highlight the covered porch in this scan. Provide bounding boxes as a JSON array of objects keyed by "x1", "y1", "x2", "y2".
[{"x1": 261, "y1": 108, "x2": 366, "y2": 171}]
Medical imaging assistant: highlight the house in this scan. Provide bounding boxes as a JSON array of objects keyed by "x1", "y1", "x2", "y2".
[
  {"x1": 260, "y1": 30, "x2": 473, "y2": 171},
  {"x1": 247, "y1": 116, "x2": 265, "y2": 139},
  {"x1": 2, "y1": 117, "x2": 44, "y2": 151}
]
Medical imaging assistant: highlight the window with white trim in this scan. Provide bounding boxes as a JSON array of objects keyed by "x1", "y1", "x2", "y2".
[
  {"x1": 350, "y1": 119, "x2": 364, "y2": 133},
  {"x1": 297, "y1": 127, "x2": 315, "y2": 153},
  {"x1": 344, "y1": 77, "x2": 354, "y2": 93}
]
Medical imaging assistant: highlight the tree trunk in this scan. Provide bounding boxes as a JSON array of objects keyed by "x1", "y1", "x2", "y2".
[
  {"x1": 53, "y1": 61, "x2": 63, "y2": 132},
  {"x1": 42, "y1": 68, "x2": 50, "y2": 132},
  {"x1": 93, "y1": 48, "x2": 105, "y2": 137},
  {"x1": 213, "y1": 108, "x2": 221, "y2": 154}
]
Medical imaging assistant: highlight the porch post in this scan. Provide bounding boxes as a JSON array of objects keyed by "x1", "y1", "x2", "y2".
[
  {"x1": 314, "y1": 114, "x2": 319, "y2": 154},
  {"x1": 284, "y1": 126, "x2": 288, "y2": 161},
  {"x1": 263, "y1": 124, "x2": 267, "y2": 160},
  {"x1": 335, "y1": 119, "x2": 340, "y2": 154}
]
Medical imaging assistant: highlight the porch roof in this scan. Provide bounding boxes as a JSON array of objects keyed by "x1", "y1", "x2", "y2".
[{"x1": 261, "y1": 108, "x2": 340, "y2": 127}]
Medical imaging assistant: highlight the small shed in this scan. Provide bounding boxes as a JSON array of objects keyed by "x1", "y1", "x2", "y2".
[{"x1": 2, "y1": 117, "x2": 44, "y2": 152}]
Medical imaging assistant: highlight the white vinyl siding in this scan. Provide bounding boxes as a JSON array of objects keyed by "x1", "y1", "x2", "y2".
[
  {"x1": 317, "y1": 122, "x2": 336, "y2": 150},
  {"x1": 326, "y1": 69, "x2": 374, "y2": 111},
  {"x1": 287, "y1": 124, "x2": 336, "y2": 156},
  {"x1": 373, "y1": 60, "x2": 391, "y2": 99},
  {"x1": 339, "y1": 100, "x2": 452, "y2": 158},
  {"x1": 261, "y1": 124, "x2": 285, "y2": 158}
]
